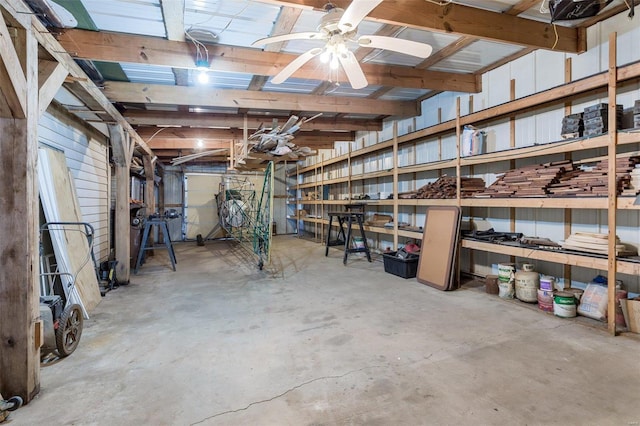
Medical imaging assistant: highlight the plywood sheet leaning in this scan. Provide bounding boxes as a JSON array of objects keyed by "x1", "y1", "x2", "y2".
[
  {"x1": 416, "y1": 206, "x2": 462, "y2": 291},
  {"x1": 38, "y1": 147, "x2": 101, "y2": 314}
]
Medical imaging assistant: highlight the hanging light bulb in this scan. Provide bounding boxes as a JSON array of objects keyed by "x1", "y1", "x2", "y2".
[
  {"x1": 197, "y1": 70, "x2": 209, "y2": 84},
  {"x1": 195, "y1": 58, "x2": 209, "y2": 84},
  {"x1": 330, "y1": 54, "x2": 339, "y2": 70},
  {"x1": 320, "y1": 49, "x2": 331, "y2": 63}
]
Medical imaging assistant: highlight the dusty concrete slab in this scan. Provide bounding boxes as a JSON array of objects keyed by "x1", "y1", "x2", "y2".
[{"x1": 10, "y1": 236, "x2": 640, "y2": 425}]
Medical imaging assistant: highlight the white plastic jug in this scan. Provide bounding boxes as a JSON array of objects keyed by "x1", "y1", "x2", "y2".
[{"x1": 461, "y1": 125, "x2": 486, "y2": 157}]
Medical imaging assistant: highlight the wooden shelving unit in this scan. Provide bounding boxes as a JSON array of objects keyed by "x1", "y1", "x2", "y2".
[{"x1": 292, "y1": 34, "x2": 640, "y2": 334}]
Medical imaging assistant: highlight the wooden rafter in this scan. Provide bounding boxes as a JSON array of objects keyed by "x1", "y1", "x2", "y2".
[
  {"x1": 38, "y1": 60, "x2": 67, "y2": 117},
  {"x1": 124, "y1": 110, "x2": 382, "y2": 131},
  {"x1": 261, "y1": 0, "x2": 583, "y2": 52},
  {"x1": 160, "y1": 0, "x2": 185, "y2": 41},
  {"x1": 104, "y1": 81, "x2": 419, "y2": 116},
  {"x1": 139, "y1": 127, "x2": 352, "y2": 148},
  {"x1": 416, "y1": 36, "x2": 477, "y2": 70},
  {"x1": 505, "y1": 0, "x2": 541, "y2": 16},
  {"x1": 0, "y1": 9, "x2": 26, "y2": 118},
  {"x1": 56, "y1": 29, "x2": 480, "y2": 92}
]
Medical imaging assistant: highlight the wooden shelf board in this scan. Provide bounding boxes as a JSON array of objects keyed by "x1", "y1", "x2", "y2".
[
  {"x1": 397, "y1": 199, "x2": 458, "y2": 206},
  {"x1": 461, "y1": 239, "x2": 640, "y2": 275}
]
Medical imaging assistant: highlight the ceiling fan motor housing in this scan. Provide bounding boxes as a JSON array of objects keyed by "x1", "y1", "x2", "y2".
[{"x1": 318, "y1": 6, "x2": 346, "y2": 34}]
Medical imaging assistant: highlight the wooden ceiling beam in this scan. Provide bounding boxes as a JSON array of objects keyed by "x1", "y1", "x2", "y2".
[
  {"x1": 138, "y1": 126, "x2": 352, "y2": 140},
  {"x1": 104, "y1": 82, "x2": 418, "y2": 116},
  {"x1": 124, "y1": 110, "x2": 382, "y2": 131},
  {"x1": 160, "y1": 0, "x2": 185, "y2": 41},
  {"x1": 56, "y1": 29, "x2": 479, "y2": 92},
  {"x1": 416, "y1": 36, "x2": 477, "y2": 70},
  {"x1": 505, "y1": 0, "x2": 541, "y2": 16},
  {"x1": 263, "y1": 0, "x2": 583, "y2": 52}
]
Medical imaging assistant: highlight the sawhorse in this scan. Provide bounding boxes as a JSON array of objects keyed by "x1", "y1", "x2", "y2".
[
  {"x1": 134, "y1": 218, "x2": 177, "y2": 273},
  {"x1": 325, "y1": 210, "x2": 372, "y2": 265}
]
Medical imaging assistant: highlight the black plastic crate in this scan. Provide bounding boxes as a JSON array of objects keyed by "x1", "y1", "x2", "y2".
[{"x1": 383, "y1": 251, "x2": 419, "y2": 279}]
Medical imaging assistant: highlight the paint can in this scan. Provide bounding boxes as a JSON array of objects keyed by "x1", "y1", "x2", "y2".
[
  {"x1": 515, "y1": 264, "x2": 539, "y2": 303},
  {"x1": 538, "y1": 288, "x2": 554, "y2": 312},
  {"x1": 485, "y1": 275, "x2": 499, "y2": 295},
  {"x1": 553, "y1": 291, "x2": 577, "y2": 318},
  {"x1": 539, "y1": 276, "x2": 555, "y2": 291},
  {"x1": 353, "y1": 236, "x2": 365, "y2": 249},
  {"x1": 562, "y1": 287, "x2": 584, "y2": 302}
]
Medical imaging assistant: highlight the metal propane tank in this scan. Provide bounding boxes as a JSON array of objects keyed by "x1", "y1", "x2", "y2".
[{"x1": 515, "y1": 263, "x2": 539, "y2": 303}]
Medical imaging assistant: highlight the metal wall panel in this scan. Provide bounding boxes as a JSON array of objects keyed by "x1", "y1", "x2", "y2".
[{"x1": 39, "y1": 112, "x2": 110, "y2": 262}]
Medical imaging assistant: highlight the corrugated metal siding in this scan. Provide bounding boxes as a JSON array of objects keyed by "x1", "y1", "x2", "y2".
[
  {"x1": 162, "y1": 170, "x2": 185, "y2": 241},
  {"x1": 39, "y1": 112, "x2": 110, "y2": 262}
]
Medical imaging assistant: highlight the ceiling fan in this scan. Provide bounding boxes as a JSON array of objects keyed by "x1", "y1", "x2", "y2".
[{"x1": 252, "y1": 0, "x2": 433, "y2": 89}]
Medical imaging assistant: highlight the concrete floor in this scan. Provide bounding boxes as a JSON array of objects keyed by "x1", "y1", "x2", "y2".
[{"x1": 9, "y1": 236, "x2": 640, "y2": 425}]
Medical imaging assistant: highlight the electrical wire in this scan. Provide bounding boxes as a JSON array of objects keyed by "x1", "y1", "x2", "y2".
[
  {"x1": 551, "y1": 23, "x2": 559, "y2": 50},
  {"x1": 539, "y1": 0, "x2": 549, "y2": 14},
  {"x1": 185, "y1": 29, "x2": 209, "y2": 65}
]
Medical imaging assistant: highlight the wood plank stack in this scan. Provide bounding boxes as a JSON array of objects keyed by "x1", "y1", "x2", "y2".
[
  {"x1": 548, "y1": 155, "x2": 640, "y2": 197},
  {"x1": 562, "y1": 232, "x2": 637, "y2": 257},
  {"x1": 398, "y1": 176, "x2": 486, "y2": 199},
  {"x1": 473, "y1": 161, "x2": 572, "y2": 198}
]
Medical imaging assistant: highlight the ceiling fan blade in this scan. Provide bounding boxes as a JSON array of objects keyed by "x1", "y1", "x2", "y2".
[
  {"x1": 338, "y1": 0, "x2": 383, "y2": 33},
  {"x1": 272, "y1": 48, "x2": 323, "y2": 84},
  {"x1": 358, "y1": 35, "x2": 433, "y2": 58},
  {"x1": 252, "y1": 32, "x2": 325, "y2": 46},
  {"x1": 337, "y1": 50, "x2": 368, "y2": 89}
]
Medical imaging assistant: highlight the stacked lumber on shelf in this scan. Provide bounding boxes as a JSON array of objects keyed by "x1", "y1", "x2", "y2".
[
  {"x1": 562, "y1": 232, "x2": 637, "y2": 257},
  {"x1": 548, "y1": 155, "x2": 640, "y2": 197},
  {"x1": 473, "y1": 160, "x2": 572, "y2": 198},
  {"x1": 365, "y1": 214, "x2": 393, "y2": 227},
  {"x1": 397, "y1": 176, "x2": 486, "y2": 199}
]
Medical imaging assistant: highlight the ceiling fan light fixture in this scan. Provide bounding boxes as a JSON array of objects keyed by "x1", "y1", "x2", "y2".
[
  {"x1": 330, "y1": 55, "x2": 340, "y2": 70},
  {"x1": 320, "y1": 49, "x2": 331, "y2": 63}
]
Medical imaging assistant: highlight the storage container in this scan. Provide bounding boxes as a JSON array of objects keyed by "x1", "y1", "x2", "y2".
[{"x1": 383, "y1": 251, "x2": 419, "y2": 279}]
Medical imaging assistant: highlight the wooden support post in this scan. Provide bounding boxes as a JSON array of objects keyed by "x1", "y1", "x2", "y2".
[
  {"x1": 563, "y1": 58, "x2": 573, "y2": 285},
  {"x1": 108, "y1": 124, "x2": 132, "y2": 283},
  {"x1": 143, "y1": 155, "x2": 156, "y2": 214},
  {"x1": 393, "y1": 121, "x2": 399, "y2": 250},
  {"x1": 455, "y1": 97, "x2": 461, "y2": 202},
  {"x1": 606, "y1": 32, "x2": 618, "y2": 335},
  {"x1": 143, "y1": 155, "x2": 156, "y2": 247},
  {"x1": 468, "y1": 96, "x2": 475, "y2": 275},
  {"x1": 509, "y1": 79, "x2": 517, "y2": 264},
  {"x1": 0, "y1": 10, "x2": 40, "y2": 402}
]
